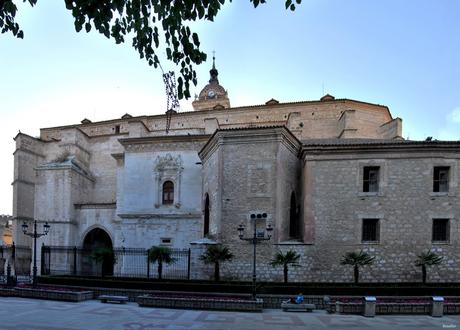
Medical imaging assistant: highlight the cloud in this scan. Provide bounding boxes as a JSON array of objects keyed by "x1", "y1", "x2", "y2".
[
  {"x1": 447, "y1": 107, "x2": 460, "y2": 123},
  {"x1": 438, "y1": 107, "x2": 460, "y2": 141}
]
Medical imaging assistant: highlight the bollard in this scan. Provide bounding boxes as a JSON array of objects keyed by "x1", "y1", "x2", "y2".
[
  {"x1": 432, "y1": 296, "x2": 444, "y2": 317},
  {"x1": 363, "y1": 296, "x2": 376, "y2": 317}
]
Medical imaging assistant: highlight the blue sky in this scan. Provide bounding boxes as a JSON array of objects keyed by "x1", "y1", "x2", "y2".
[{"x1": 1, "y1": 0, "x2": 459, "y2": 214}]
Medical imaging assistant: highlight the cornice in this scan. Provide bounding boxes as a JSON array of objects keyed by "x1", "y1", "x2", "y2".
[
  {"x1": 119, "y1": 134, "x2": 210, "y2": 153},
  {"x1": 301, "y1": 141, "x2": 460, "y2": 160},
  {"x1": 199, "y1": 126, "x2": 301, "y2": 162}
]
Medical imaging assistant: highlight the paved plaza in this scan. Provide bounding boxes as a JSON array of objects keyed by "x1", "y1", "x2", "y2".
[{"x1": 0, "y1": 297, "x2": 459, "y2": 330}]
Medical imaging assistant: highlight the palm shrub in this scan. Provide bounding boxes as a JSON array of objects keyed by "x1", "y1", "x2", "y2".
[
  {"x1": 199, "y1": 245, "x2": 233, "y2": 281},
  {"x1": 340, "y1": 250, "x2": 375, "y2": 284},
  {"x1": 148, "y1": 246, "x2": 176, "y2": 280},
  {"x1": 270, "y1": 250, "x2": 301, "y2": 283},
  {"x1": 90, "y1": 247, "x2": 116, "y2": 277},
  {"x1": 415, "y1": 251, "x2": 443, "y2": 284}
]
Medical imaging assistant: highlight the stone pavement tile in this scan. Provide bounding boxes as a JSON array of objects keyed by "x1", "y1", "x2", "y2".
[{"x1": 0, "y1": 298, "x2": 459, "y2": 330}]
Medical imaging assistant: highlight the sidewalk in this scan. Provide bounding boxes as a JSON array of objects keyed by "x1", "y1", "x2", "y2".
[{"x1": 0, "y1": 297, "x2": 458, "y2": 330}]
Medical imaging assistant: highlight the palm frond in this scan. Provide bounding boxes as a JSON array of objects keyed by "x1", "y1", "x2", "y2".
[
  {"x1": 199, "y1": 245, "x2": 233, "y2": 264},
  {"x1": 270, "y1": 250, "x2": 301, "y2": 267},
  {"x1": 340, "y1": 250, "x2": 374, "y2": 266},
  {"x1": 415, "y1": 251, "x2": 443, "y2": 267},
  {"x1": 148, "y1": 246, "x2": 176, "y2": 264}
]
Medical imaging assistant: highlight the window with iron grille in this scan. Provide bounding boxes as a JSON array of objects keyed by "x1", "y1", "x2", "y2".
[
  {"x1": 433, "y1": 167, "x2": 449, "y2": 192},
  {"x1": 162, "y1": 181, "x2": 174, "y2": 205},
  {"x1": 363, "y1": 166, "x2": 380, "y2": 192},
  {"x1": 362, "y1": 218, "x2": 379, "y2": 242},
  {"x1": 432, "y1": 219, "x2": 449, "y2": 242}
]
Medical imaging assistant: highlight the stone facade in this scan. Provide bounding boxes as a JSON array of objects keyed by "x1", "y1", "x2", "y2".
[
  {"x1": 0, "y1": 215, "x2": 12, "y2": 245},
  {"x1": 11, "y1": 63, "x2": 459, "y2": 282}
]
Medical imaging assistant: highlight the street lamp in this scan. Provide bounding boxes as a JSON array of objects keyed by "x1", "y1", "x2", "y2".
[
  {"x1": 237, "y1": 212, "x2": 273, "y2": 300},
  {"x1": 22, "y1": 220, "x2": 50, "y2": 287}
]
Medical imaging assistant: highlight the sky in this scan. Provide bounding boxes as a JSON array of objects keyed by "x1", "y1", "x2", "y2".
[{"x1": 1, "y1": 0, "x2": 459, "y2": 215}]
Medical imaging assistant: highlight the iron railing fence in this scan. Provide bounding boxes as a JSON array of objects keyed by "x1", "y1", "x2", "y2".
[{"x1": 41, "y1": 245, "x2": 191, "y2": 280}]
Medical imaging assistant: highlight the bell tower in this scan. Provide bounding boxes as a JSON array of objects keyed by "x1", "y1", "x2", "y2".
[{"x1": 192, "y1": 55, "x2": 231, "y2": 111}]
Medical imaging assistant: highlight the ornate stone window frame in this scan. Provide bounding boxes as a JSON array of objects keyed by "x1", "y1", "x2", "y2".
[{"x1": 154, "y1": 154, "x2": 183, "y2": 208}]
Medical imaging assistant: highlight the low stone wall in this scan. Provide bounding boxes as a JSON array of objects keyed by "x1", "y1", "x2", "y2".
[
  {"x1": 377, "y1": 303, "x2": 431, "y2": 315},
  {"x1": 259, "y1": 294, "x2": 326, "y2": 309},
  {"x1": 326, "y1": 296, "x2": 460, "y2": 316},
  {"x1": 137, "y1": 294, "x2": 263, "y2": 312},
  {"x1": 0, "y1": 288, "x2": 15, "y2": 297},
  {"x1": 14, "y1": 288, "x2": 93, "y2": 302},
  {"x1": 445, "y1": 304, "x2": 460, "y2": 314}
]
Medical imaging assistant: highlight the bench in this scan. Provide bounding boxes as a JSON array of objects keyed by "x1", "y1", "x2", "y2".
[
  {"x1": 98, "y1": 295, "x2": 129, "y2": 304},
  {"x1": 281, "y1": 300, "x2": 315, "y2": 312}
]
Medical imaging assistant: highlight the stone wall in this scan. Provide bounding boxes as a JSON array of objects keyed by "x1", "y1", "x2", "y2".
[{"x1": 301, "y1": 144, "x2": 460, "y2": 282}]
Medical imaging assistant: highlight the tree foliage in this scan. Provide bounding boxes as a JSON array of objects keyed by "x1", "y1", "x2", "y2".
[
  {"x1": 1, "y1": 0, "x2": 301, "y2": 99},
  {"x1": 270, "y1": 249, "x2": 301, "y2": 283},
  {"x1": 148, "y1": 245, "x2": 176, "y2": 279},
  {"x1": 340, "y1": 250, "x2": 375, "y2": 284},
  {"x1": 91, "y1": 247, "x2": 116, "y2": 265},
  {"x1": 199, "y1": 245, "x2": 233, "y2": 281},
  {"x1": 415, "y1": 250, "x2": 443, "y2": 284}
]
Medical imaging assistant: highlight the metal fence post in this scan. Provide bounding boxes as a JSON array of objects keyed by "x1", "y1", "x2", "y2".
[
  {"x1": 11, "y1": 242, "x2": 15, "y2": 260},
  {"x1": 146, "y1": 251, "x2": 150, "y2": 279},
  {"x1": 187, "y1": 248, "x2": 191, "y2": 280},
  {"x1": 40, "y1": 243, "x2": 45, "y2": 275},
  {"x1": 73, "y1": 246, "x2": 77, "y2": 276}
]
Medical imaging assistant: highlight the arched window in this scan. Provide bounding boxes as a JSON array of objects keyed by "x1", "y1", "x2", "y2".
[
  {"x1": 162, "y1": 181, "x2": 174, "y2": 205},
  {"x1": 204, "y1": 194, "x2": 210, "y2": 237},
  {"x1": 289, "y1": 191, "x2": 300, "y2": 239}
]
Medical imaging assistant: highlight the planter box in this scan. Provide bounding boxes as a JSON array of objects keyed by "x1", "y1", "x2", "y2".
[
  {"x1": 14, "y1": 287, "x2": 93, "y2": 302},
  {"x1": 0, "y1": 288, "x2": 15, "y2": 297},
  {"x1": 445, "y1": 304, "x2": 460, "y2": 314},
  {"x1": 377, "y1": 303, "x2": 431, "y2": 315},
  {"x1": 336, "y1": 303, "x2": 363, "y2": 314},
  {"x1": 137, "y1": 294, "x2": 263, "y2": 312}
]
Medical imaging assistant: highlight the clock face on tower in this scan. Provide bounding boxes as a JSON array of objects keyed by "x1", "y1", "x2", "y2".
[{"x1": 207, "y1": 90, "x2": 216, "y2": 98}]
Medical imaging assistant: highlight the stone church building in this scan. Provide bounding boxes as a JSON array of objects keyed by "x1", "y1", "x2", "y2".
[{"x1": 12, "y1": 63, "x2": 460, "y2": 282}]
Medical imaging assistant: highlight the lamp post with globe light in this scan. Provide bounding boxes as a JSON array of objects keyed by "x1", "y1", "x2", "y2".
[
  {"x1": 237, "y1": 213, "x2": 273, "y2": 300},
  {"x1": 21, "y1": 220, "x2": 50, "y2": 287}
]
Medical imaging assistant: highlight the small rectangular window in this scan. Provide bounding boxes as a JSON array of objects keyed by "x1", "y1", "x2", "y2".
[
  {"x1": 432, "y1": 219, "x2": 449, "y2": 242},
  {"x1": 363, "y1": 166, "x2": 380, "y2": 192},
  {"x1": 433, "y1": 167, "x2": 449, "y2": 192},
  {"x1": 160, "y1": 238, "x2": 172, "y2": 245},
  {"x1": 362, "y1": 218, "x2": 379, "y2": 242}
]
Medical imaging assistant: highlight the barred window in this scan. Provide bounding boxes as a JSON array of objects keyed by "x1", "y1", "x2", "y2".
[
  {"x1": 162, "y1": 181, "x2": 174, "y2": 205},
  {"x1": 362, "y1": 218, "x2": 379, "y2": 242},
  {"x1": 432, "y1": 219, "x2": 449, "y2": 242},
  {"x1": 363, "y1": 167, "x2": 380, "y2": 192},
  {"x1": 433, "y1": 167, "x2": 449, "y2": 192}
]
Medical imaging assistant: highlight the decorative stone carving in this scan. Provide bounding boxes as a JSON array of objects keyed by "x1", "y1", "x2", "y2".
[{"x1": 154, "y1": 153, "x2": 183, "y2": 172}]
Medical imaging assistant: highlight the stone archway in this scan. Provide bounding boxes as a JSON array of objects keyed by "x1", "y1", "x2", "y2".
[{"x1": 82, "y1": 228, "x2": 113, "y2": 276}]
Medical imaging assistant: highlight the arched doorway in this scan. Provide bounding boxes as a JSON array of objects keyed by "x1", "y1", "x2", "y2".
[
  {"x1": 82, "y1": 228, "x2": 114, "y2": 276},
  {"x1": 204, "y1": 194, "x2": 210, "y2": 237}
]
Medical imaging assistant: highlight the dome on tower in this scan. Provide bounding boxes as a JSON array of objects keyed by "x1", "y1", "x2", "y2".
[{"x1": 192, "y1": 55, "x2": 231, "y2": 111}]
